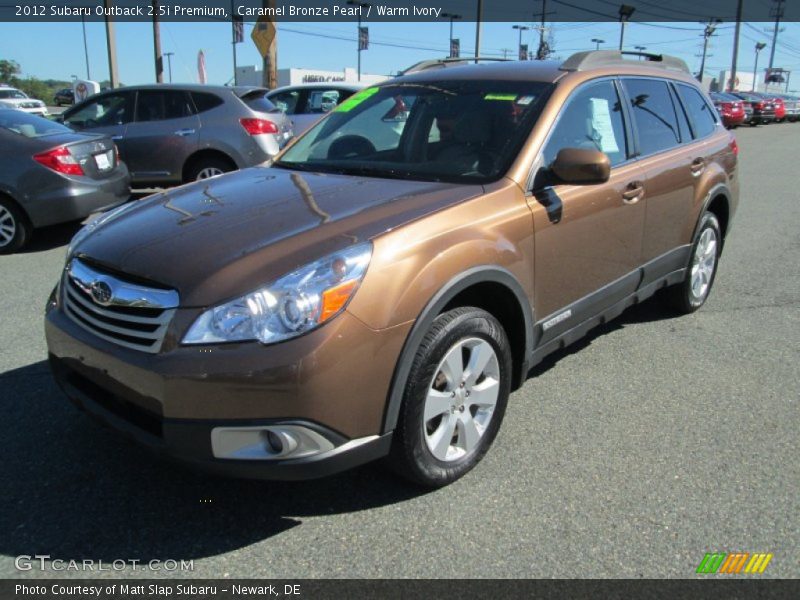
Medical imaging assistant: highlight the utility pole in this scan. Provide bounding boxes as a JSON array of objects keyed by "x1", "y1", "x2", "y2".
[
  {"x1": 103, "y1": 0, "x2": 119, "y2": 88},
  {"x1": 231, "y1": 0, "x2": 237, "y2": 85},
  {"x1": 767, "y1": 0, "x2": 785, "y2": 72},
  {"x1": 475, "y1": 0, "x2": 483, "y2": 62},
  {"x1": 698, "y1": 19, "x2": 720, "y2": 83},
  {"x1": 164, "y1": 52, "x2": 174, "y2": 83},
  {"x1": 538, "y1": 0, "x2": 547, "y2": 59},
  {"x1": 729, "y1": 0, "x2": 743, "y2": 91},
  {"x1": 81, "y1": 15, "x2": 91, "y2": 79},
  {"x1": 152, "y1": 0, "x2": 163, "y2": 83},
  {"x1": 347, "y1": 0, "x2": 370, "y2": 81},
  {"x1": 618, "y1": 4, "x2": 635, "y2": 51}
]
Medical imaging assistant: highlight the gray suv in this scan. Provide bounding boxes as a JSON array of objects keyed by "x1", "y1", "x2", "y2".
[{"x1": 60, "y1": 84, "x2": 293, "y2": 185}]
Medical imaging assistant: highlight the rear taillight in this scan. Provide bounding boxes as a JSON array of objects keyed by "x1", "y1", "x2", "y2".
[
  {"x1": 33, "y1": 146, "x2": 84, "y2": 176},
  {"x1": 729, "y1": 137, "x2": 739, "y2": 156},
  {"x1": 239, "y1": 118, "x2": 279, "y2": 135}
]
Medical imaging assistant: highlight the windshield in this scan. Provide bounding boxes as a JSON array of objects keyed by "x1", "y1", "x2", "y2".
[
  {"x1": 0, "y1": 110, "x2": 72, "y2": 138},
  {"x1": 0, "y1": 89, "x2": 27, "y2": 99},
  {"x1": 275, "y1": 80, "x2": 552, "y2": 184}
]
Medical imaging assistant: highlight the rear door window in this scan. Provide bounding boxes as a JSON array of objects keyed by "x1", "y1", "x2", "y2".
[
  {"x1": 135, "y1": 90, "x2": 194, "y2": 122},
  {"x1": 676, "y1": 84, "x2": 718, "y2": 139},
  {"x1": 622, "y1": 78, "x2": 681, "y2": 156}
]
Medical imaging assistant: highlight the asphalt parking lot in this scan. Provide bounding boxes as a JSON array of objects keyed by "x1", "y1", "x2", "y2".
[{"x1": 0, "y1": 124, "x2": 797, "y2": 579}]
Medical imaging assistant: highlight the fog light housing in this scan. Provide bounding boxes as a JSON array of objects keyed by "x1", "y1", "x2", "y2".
[{"x1": 211, "y1": 425, "x2": 335, "y2": 460}]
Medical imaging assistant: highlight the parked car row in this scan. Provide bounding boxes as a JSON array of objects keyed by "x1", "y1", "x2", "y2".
[{"x1": 710, "y1": 91, "x2": 799, "y2": 127}]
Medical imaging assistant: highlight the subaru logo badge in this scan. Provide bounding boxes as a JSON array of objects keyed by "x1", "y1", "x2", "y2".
[{"x1": 90, "y1": 280, "x2": 113, "y2": 306}]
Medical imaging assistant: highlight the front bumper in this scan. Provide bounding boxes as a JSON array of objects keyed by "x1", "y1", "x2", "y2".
[
  {"x1": 45, "y1": 302, "x2": 410, "y2": 480},
  {"x1": 25, "y1": 165, "x2": 131, "y2": 228}
]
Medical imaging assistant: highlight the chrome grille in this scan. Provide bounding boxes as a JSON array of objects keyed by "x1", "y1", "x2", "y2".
[{"x1": 63, "y1": 259, "x2": 178, "y2": 353}]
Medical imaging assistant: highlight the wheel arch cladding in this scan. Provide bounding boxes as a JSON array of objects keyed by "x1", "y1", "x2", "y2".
[
  {"x1": 381, "y1": 266, "x2": 533, "y2": 435},
  {"x1": 706, "y1": 194, "x2": 730, "y2": 240}
]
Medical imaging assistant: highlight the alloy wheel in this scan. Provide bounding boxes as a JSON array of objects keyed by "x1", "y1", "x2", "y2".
[
  {"x1": 0, "y1": 206, "x2": 16, "y2": 248},
  {"x1": 690, "y1": 227, "x2": 717, "y2": 301},
  {"x1": 422, "y1": 337, "x2": 500, "y2": 462},
  {"x1": 196, "y1": 167, "x2": 225, "y2": 180}
]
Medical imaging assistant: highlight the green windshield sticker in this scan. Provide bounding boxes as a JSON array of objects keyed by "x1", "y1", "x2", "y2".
[
  {"x1": 484, "y1": 93, "x2": 517, "y2": 101},
  {"x1": 335, "y1": 87, "x2": 380, "y2": 112}
]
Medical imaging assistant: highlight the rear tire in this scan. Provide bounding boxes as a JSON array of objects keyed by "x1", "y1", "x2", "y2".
[
  {"x1": 184, "y1": 156, "x2": 235, "y2": 182},
  {"x1": 0, "y1": 196, "x2": 30, "y2": 254},
  {"x1": 665, "y1": 212, "x2": 722, "y2": 314},
  {"x1": 389, "y1": 307, "x2": 512, "y2": 488}
]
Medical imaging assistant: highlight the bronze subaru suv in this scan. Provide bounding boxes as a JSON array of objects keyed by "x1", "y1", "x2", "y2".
[{"x1": 45, "y1": 51, "x2": 738, "y2": 487}]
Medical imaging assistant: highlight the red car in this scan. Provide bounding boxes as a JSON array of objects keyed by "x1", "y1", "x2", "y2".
[
  {"x1": 710, "y1": 92, "x2": 746, "y2": 128},
  {"x1": 772, "y1": 97, "x2": 786, "y2": 122}
]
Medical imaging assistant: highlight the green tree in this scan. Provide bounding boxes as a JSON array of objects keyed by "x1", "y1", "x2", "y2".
[
  {"x1": 15, "y1": 77, "x2": 52, "y2": 101},
  {"x1": 0, "y1": 59, "x2": 21, "y2": 83}
]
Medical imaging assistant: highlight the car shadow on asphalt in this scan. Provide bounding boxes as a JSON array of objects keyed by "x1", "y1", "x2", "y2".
[
  {"x1": 19, "y1": 221, "x2": 83, "y2": 254},
  {"x1": 0, "y1": 360, "x2": 427, "y2": 564}
]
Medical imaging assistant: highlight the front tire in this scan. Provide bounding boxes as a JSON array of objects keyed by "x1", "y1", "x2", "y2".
[
  {"x1": 389, "y1": 307, "x2": 512, "y2": 487},
  {"x1": 665, "y1": 212, "x2": 722, "y2": 314}
]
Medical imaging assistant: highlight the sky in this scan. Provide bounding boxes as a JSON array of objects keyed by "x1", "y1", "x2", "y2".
[{"x1": 2, "y1": 19, "x2": 800, "y2": 91}]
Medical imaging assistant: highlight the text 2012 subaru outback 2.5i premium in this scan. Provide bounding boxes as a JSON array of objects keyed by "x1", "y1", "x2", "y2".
[{"x1": 45, "y1": 51, "x2": 738, "y2": 487}]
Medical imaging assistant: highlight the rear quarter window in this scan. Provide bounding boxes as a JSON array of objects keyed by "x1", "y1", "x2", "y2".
[
  {"x1": 676, "y1": 84, "x2": 718, "y2": 138},
  {"x1": 191, "y1": 92, "x2": 224, "y2": 113},
  {"x1": 241, "y1": 91, "x2": 279, "y2": 113}
]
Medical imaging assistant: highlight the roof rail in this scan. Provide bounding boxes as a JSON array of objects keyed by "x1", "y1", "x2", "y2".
[
  {"x1": 399, "y1": 57, "x2": 511, "y2": 76},
  {"x1": 560, "y1": 50, "x2": 690, "y2": 75}
]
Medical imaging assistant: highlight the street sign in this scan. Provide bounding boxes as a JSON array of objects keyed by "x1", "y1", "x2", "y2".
[
  {"x1": 450, "y1": 38, "x2": 460, "y2": 58},
  {"x1": 251, "y1": 16, "x2": 276, "y2": 58}
]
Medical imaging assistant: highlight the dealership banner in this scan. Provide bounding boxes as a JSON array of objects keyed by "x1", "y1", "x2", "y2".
[
  {"x1": 3, "y1": 0, "x2": 798, "y2": 22},
  {"x1": 3, "y1": 579, "x2": 798, "y2": 599}
]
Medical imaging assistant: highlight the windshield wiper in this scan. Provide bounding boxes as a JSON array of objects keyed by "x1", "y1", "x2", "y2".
[{"x1": 272, "y1": 161, "x2": 319, "y2": 172}]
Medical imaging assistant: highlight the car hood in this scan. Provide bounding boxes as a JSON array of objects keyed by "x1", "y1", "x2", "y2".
[{"x1": 74, "y1": 165, "x2": 483, "y2": 306}]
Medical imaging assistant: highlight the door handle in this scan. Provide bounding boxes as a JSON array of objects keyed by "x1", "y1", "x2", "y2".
[
  {"x1": 111, "y1": 135, "x2": 123, "y2": 141},
  {"x1": 174, "y1": 128, "x2": 196, "y2": 136},
  {"x1": 622, "y1": 181, "x2": 645, "y2": 204},
  {"x1": 690, "y1": 157, "x2": 706, "y2": 176}
]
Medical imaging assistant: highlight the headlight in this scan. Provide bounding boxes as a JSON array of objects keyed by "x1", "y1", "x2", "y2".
[
  {"x1": 67, "y1": 201, "x2": 137, "y2": 257},
  {"x1": 183, "y1": 242, "x2": 372, "y2": 346}
]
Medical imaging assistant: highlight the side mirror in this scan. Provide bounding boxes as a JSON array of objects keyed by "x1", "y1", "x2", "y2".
[{"x1": 550, "y1": 148, "x2": 611, "y2": 185}]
